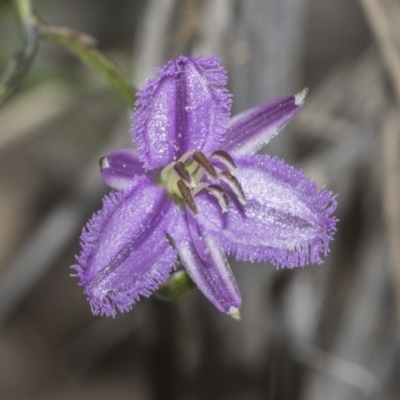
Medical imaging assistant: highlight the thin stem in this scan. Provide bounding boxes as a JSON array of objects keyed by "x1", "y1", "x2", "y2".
[
  {"x1": 0, "y1": 0, "x2": 39, "y2": 106},
  {"x1": 1, "y1": 0, "x2": 136, "y2": 107},
  {"x1": 37, "y1": 22, "x2": 136, "y2": 107}
]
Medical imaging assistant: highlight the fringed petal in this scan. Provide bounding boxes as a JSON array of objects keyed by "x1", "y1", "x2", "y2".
[
  {"x1": 132, "y1": 56, "x2": 232, "y2": 170},
  {"x1": 71, "y1": 176, "x2": 177, "y2": 316},
  {"x1": 222, "y1": 90, "x2": 307, "y2": 156},
  {"x1": 169, "y1": 209, "x2": 242, "y2": 316},
  {"x1": 196, "y1": 155, "x2": 337, "y2": 268},
  {"x1": 100, "y1": 148, "x2": 146, "y2": 191}
]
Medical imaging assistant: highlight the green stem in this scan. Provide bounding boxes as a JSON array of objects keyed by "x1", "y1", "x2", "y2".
[
  {"x1": 37, "y1": 22, "x2": 136, "y2": 107},
  {"x1": 0, "y1": 0, "x2": 39, "y2": 106}
]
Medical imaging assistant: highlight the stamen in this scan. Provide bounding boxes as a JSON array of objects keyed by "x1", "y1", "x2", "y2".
[
  {"x1": 177, "y1": 179, "x2": 198, "y2": 215},
  {"x1": 160, "y1": 160, "x2": 176, "y2": 182},
  {"x1": 192, "y1": 182, "x2": 209, "y2": 196},
  {"x1": 192, "y1": 151, "x2": 218, "y2": 179},
  {"x1": 178, "y1": 150, "x2": 194, "y2": 164},
  {"x1": 191, "y1": 182, "x2": 229, "y2": 214},
  {"x1": 210, "y1": 150, "x2": 237, "y2": 172},
  {"x1": 167, "y1": 171, "x2": 177, "y2": 194},
  {"x1": 191, "y1": 166, "x2": 202, "y2": 185},
  {"x1": 219, "y1": 171, "x2": 247, "y2": 205},
  {"x1": 173, "y1": 161, "x2": 194, "y2": 186},
  {"x1": 160, "y1": 149, "x2": 246, "y2": 214},
  {"x1": 207, "y1": 184, "x2": 230, "y2": 213}
]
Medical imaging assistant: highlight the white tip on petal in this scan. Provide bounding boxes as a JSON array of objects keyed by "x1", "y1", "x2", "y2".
[
  {"x1": 100, "y1": 156, "x2": 110, "y2": 170},
  {"x1": 228, "y1": 307, "x2": 241, "y2": 321},
  {"x1": 295, "y1": 87, "x2": 308, "y2": 106}
]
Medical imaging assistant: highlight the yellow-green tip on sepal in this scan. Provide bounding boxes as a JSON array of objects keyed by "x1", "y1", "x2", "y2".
[
  {"x1": 228, "y1": 307, "x2": 241, "y2": 321},
  {"x1": 155, "y1": 269, "x2": 196, "y2": 301}
]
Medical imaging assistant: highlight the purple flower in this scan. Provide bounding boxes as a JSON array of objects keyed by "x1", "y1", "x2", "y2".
[{"x1": 72, "y1": 55, "x2": 337, "y2": 319}]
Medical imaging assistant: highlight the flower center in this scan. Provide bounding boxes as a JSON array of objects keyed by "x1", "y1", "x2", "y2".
[{"x1": 160, "y1": 150, "x2": 246, "y2": 215}]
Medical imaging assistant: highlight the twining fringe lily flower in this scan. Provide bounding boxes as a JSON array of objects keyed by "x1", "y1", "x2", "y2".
[{"x1": 72, "y1": 55, "x2": 337, "y2": 319}]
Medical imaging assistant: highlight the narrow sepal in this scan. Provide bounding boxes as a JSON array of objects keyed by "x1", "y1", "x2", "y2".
[
  {"x1": 222, "y1": 90, "x2": 307, "y2": 156},
  {"x1": 155, "y1": 269, "x2": 196, "y2": 301},
  {"x1": 132, "y1": 56, "x2": 232, "y2": 169},
  {"x1": 196, "y1": 154, "x2": 337, "y2": 268},
  {"x1": 72, "y1": 176, "x2": 177, "y2": 316},
  {"x1": 100, "y1": 148, "x2": 145, "y2": 191},
  {"x1": 169, "y1": 210, "x2": 242, "y2": 315}
]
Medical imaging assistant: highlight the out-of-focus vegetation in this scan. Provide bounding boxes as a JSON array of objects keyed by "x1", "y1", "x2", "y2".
[{"x1": 0, "y1": 1, "x2": 400, "y2": 399}]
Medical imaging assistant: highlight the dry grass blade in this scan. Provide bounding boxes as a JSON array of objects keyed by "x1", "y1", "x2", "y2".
[{"x1": 360, "y1": 0, "x2": 400, "y2": 103}]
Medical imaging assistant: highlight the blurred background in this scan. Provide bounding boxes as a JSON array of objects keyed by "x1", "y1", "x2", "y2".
[{"x1": 1, "y1": 0, "x2": 400, "y2": 399}]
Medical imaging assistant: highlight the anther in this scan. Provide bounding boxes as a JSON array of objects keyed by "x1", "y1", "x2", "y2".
[
  {"x1": 207, "y1": 184, "x2": 230, "y2": 213},
  {"x1": 173, "y1": 161, "x2": 194, "y2": 186},
  {"x1": 219, "y1": 171, "x2": 247, "y2": 205},
  {"x1": 192, "y1": 151, "x2": 218, "y2": 179},
  {"x1": 210, "y1": 150, "x2": 237, "y2": 172},
  {"x1": 177, "y1": 179, "x2": 198, "y2": 215}
]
